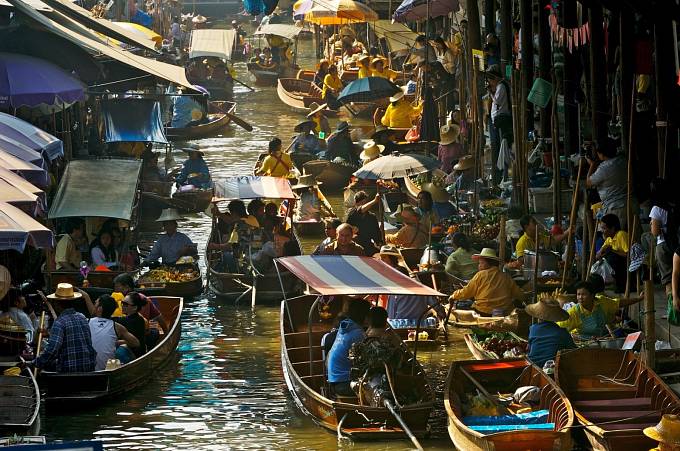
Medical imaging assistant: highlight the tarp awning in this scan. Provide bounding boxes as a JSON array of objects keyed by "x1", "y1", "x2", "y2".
[
  {"x1": 49, "y1": 159, "x2": 142, "y2": 220},
  {"x1": 276, "y1": 255, "x2": 444, "y2": 296},
  {"x1": 0, "y1": 201, "x2": 53, "y2": 252},
  {"x1": 102, "y1": 98, "x2": 168, "y2": 143},
  {"x1": 214, "y1": 176, "x2": 295, "y2": 201},
  {"x1": 254, "y1": 24, "x2": 303, "y2": 40},
  {"x1": 189, "y1": 29, "x2": 237, "y2": 60},
  {"x1": 369, "y1": 20, "x2": 419, "y2": 53}
]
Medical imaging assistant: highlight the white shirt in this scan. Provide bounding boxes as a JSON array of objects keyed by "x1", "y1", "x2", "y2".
[
  {"x1": 6, "y1": 307, "x2": 35, "y2": 343},
  {"x1": 650, "y1": 205, "x2": 668, "y2": 245},
  {"x1": 89, "y1": 317, "x2": 117, "y2": 371},
  {"x1": 491, "y1": 82, "x2": 510, "y2": 119}
]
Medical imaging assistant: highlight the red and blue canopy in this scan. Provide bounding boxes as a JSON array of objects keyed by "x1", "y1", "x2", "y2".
[
  {"x1": 277, "y1": 255, "x2": 444, "y2": 296},
  {"x1": 214, "y1": 176, "x2": 295, "y2": 201}
]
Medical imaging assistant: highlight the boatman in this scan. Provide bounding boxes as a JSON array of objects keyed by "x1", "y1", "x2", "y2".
[
  {"x1": 322, "y1": 223, "x2": 364, "y2": 256},
  {"x1": 380, "y1": 89, "x2": 422, "y2": 129},
  {"x1": 144, "y1": 209, "x2": 197, "y2": 266},
  {"x1": 175, "y1": 146, "x2": 211, "y2": 189},
  {"x1": 325, "y1": 121, "x2": 359, "y2": 167},
  {"x1": 256, "y1": 138, "x2": 295, "y2": 178}
]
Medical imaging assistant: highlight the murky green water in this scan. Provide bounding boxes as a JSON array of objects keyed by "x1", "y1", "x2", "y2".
[{"x1": 40, "y1": 37, "x2": 472, "y2": 450}]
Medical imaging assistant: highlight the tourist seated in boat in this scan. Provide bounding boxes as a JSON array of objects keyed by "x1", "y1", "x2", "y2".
[
  {"x1": 256, "y1": 138, "x2": 295, "y2": 178},
  {"x1": 345, "y1": 190, "x2": 382, "y2": 256},
  {"x1": 251, "y1": 224, "x2": 299, "y2": 272},
  {"x1": 55, "y1": 218, "x2": 85, "y2": 271},
  {"x1": 113, "y1": 273, "x2": 169, "y2": 334},
  {"x1": 449, "y1": 248, "x2": 526, "y2": 316},
  {"x1": 595, "y1": 213, "x2": 629, "y2": 293},
  {"x1": 170, "y1": 87, "x2": 205, "y2": 128},
  {"x1": 322, "y1": 223, "x2": 365, "y2": 256},
  {"x1": 314, "y1": 59, "x2": 329, "y2": 88},
  {"x1": 357, "y1": 54, "x2": 371, "y2": 79},
  {"x1": 327, "y1": 297, "x2": 371, "y2": 397},
  {"x1": 558, "y1": 278, "x2": 643, "y2": 338},
  {"x1": 370, "y1": 58, "x2": 398, "y2": 81},
  {"x1": 89, "y1": 294, "x2": 140, "y2": 369},
  {"x1": 144, "y1": 208, "x2": 197, "y2": 266},
  {"x1": 324, "y1": 121, "x2": 360, "y2": 167},
  {"x1": 380, "y1": 90, "x2": 422, "y2": 129},
  {"x1": 90, "y1": 229, "x2": 119, "y2": 270},
  {"x1": 33, "y1": 284, "x2": 96, "y2": 373},
  {"x1": 261, "y1": 202, "x2": 283, "y2": 239},
  {"x1": 445, "y1": 232, "x2": 478, "y2": 281},
  {"x1": 313, "y1": 218, "x2": 342, "y2": 255},
  {"x1": 261, "y1": 47, "x2": 274, "y2": 66},
  {"x1": 360, "y1": 141, "x2": 382, "y2": 166},
  {"x1": 209, "y1": 200, "x2": 260, "y2": 272},
  {"x1": 643, "y1": 414, "x2": 680, "y2": 451},
  {"x1": 307, "y1": 102, "x2": 331, "y2": 138},
  {"x1": 386, "y1": 205, "x2": 428, "y2": 249},
  {"x1": 175, "y1": 147, "x2": 211, "y2": 189},
  {"x1": 438, "y1": 123, "x2": 464, "y2": 174},
  {"x1": 114, "y1": 292, "x2": 148, "y2": 359},
  {"x1": 514, "y1": 214, "x2": 569, "y2": 266},
  {"x1": 0, "y1": 287, "x2": 37, "y2": 344},
  {"x1": 525, "y1": 297, "x2": 575, "y2": 369},
  {"x1": 322, "y1": 64, "x2": 343, "y2": 110},
  {"x1": 291, "y1": 120, "x2": 321, "y2": 155},
  {"x1": 292, "y1": 174, "x2": 334, "y2": 223}
]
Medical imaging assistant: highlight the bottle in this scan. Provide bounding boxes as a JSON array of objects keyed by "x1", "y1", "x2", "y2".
[{"x1": 407, "y1": 329, "x2": 416, "y2": 341}]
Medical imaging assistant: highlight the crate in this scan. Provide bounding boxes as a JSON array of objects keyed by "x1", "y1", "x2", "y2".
[{"x1": 529, "y1": 187, "x2": 573, "y2": 214}]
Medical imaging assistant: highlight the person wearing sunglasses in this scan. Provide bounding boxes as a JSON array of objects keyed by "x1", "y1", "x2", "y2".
[{"x1": 115, "y1": 292, "x2": 148, "y2": 359}]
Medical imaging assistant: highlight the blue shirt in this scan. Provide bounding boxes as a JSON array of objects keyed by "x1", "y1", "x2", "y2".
[
  {"x1": 528, "y1": 321, "x2": 576, "y2": 368},
  {"x1": 327, "y1": 318, "x2": 365, "y2": 383},
  {"x1": 147, "y1": 231, "x2": 195, "y2": 264},
  {"x1": 387, "y1": 295, "x2": 440, "y2": 320},
  {"x1": 176, "y1": 157, "x2": 211, "y2": 188},
  {"x1": 171, "y1": 96, "x2": 202, "y2": 128},
  {"x1": 36, "y1": 308, "x2": 96, "y2": 373}
]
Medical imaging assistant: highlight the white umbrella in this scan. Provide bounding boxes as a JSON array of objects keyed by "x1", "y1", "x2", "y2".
[{"x1": 353, "y1": 152, "x2": 440, "y2": 180}]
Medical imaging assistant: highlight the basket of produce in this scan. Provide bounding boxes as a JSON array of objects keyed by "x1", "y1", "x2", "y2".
[
  {"x1": 137, "y1": 265, "x2": 200, "y2": 285},
  {"x1": 466, "y1": 331, "x2": 528, "y2": 359}
]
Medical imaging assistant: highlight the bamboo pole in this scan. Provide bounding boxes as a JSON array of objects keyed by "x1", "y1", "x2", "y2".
[
  {"x1": 533, "y1": 226, "x2": 540, "y2": 303},
  {"x1": 587, "y1": 219, "x2": 600, "y2": 273},
  {"x1": 498, "y1": 215, "x2": 506, "y2": 266},
  {"x1": 644, "y1": 237, "x2": 655, "y2": 369},
  {"x1": 562, "y1": 159, "x2": 583, "y2": 288}
]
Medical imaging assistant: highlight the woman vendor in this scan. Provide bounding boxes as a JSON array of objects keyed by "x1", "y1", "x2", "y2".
[
  {"x1": 445, "y1": 232, "x2": 477, "y2": 281},
  {"x1": 595, "y1": 213, "x2": 629, "y2": 293},
  {"x1": 256, "y1": 138, "x2": 294, "y2": 178},
  {"x1": 370, "y1": 58, "x2": 398, "y2": 81},
  {"x1": 380, "y1": 90, "x2": 422, "y2": 129},
  {"x1": 357, "y1": 55, "x2": 371, "y2": 79},
  {"x1": 525, "y1": 298, "x2": 575, "y2": 368},
  {"x1": 322, "y1": 64, "x2": 343, "y2": 110},
  {"x1": 306, "y1": 102, "x2": 331, "y2": 138}
]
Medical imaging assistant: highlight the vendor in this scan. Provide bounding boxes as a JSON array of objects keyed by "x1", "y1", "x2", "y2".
[
  {"x1": 359, "y1": 141, "x2": 382, "y2": 166},
  {"x1": 291, "y1": 174, "x2": 333, "y2": 223},
  {"x1": 175, "y1": 146, "x2": 211, "y2": 188},
  {"x1": 325, "y1": 121, "x2": 359, "y2": 167},
  {"x1": 515, "y1": 215, "x2": 569, "y2": 263},
  {"x1": 171, "y1": 87, "x2": 205, "y2": 128},
  {"x1": 415, "y1": 190, "x2": 441, "y2": 231},
  {"x1": 447, "y1": 155, "x2": 475, "y2": 191},
  {"x1": 322, "y1": 64, "x2": 343, "y2": 110},
  {"x1": 449, "y1": 248, "x2": 526, "y2": 316},
  {"x1": 291, "y1": 120, "x2": 321, "y2": 154},
  {"x1": 445, "y1": 232, "x2": 477, "y2": 281},
  {"x1": 595, "y1": 213, "x2": 628, "y2": 293},
  {"x1": 370, "y1": 58, "x2": 398, "y2": 80},
  {"x1": 386, "y1": 206, "x2": 428, "y2": 249},
  {"x1": 307, "y1": 102, "x2": 331, "y2": 138},
  {"x1": 381, "y1": 90, "x2": 422, "y2": 129},
  {"x1": 144, "y1": 209, "x2": 197, "y2": 265},
  {"x1": 438, "y1": 123, "x2": 464, "y2": 173},
  {"x1": 525, "y1": 297, "x2": 575, "y2": 368},
  {"x1": 357, "y1": 55, "x2": 371, "y2": 79},
  {"x1": 371, "y1": 126, "x2": 398, "y2": 155},
  {"x1": 256, "y1": 138, "x2": 294, "y2": 178}
]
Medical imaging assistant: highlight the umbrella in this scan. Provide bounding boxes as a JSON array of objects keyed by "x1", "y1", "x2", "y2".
[
  {"x1": 0, "y1": 136, "x2": 45, "y2": 168},
  {"x1": 0, "y1": 178, "x2": 42, "y2": 216},
  {"x1": 293, "y1": 0, "x2": 313, "y2": 19},
  {"x1": 113, "y1": 22, "x2": 163, "y2": 47},
  {"x1": 0, "y1": 166, "x2": 46, "y2": 201},
  {"x1": 0, "y1": 52, "x2": 86, "y2": 109},
  {"x1": 393, "y1": 0, "x2": 460, "y2": 22},
  {"x1": 0, "y1": 149, "x2": 49, "y2": 189},
  {"x1": 353, "y1": 152, "x2": 440, "y2": 180},
  {"x1": 337, "y1": 77, "x2": 401, "y2": 104},
  {"x1": 0, "y1": 201, "x2": 53, "y2": 252},
  {"x1": 304, "y1": 0, "x2": 378, "y2": 25},
  {"x1": 0, "y1": 112, "x2": 64, "y2": 161},
  {"x1": 419, "y1": 85, "x2": 440, "y2": 143}
]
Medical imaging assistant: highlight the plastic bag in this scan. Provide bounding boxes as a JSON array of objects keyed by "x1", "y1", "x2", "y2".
[
  {"x1": 590, "y1": 259, "x2": 615, "y2": 284},
  {"x1": 405, "y1": 125, "x2": 420, "y2": 143}
]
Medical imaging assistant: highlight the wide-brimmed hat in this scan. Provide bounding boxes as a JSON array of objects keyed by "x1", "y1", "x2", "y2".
[
  {"x1": 182, "y1": 146, "x2": 204, "y2": 157},
  {"x1": 360, "y1": 141, "x2": 384, "y2": 161},
  {"x1": 389, "y1": 90, "x2": 405, "y2": 103},
  {"x1": 439, "y1": 123, "x2": 460, "y2": 145},
  {"x1": 370, "y1": 57, "x2": 386, "y2": 69},
  {"x1": 525, "y1": 298, "x2": 569, "y2": 322},
  {"x1": 156, "y1": 208, "x2": 183, "y2": 222},
  {"x1": 393, "y1": 204, "x2": 421, "y2": 223},
  {"x1": 485, "y1": 64, "x2": 502, "y2": 80},
  {"x1": 371, "y1": 125, "x2": 391, "y2": 140},
  {"x1": 336, "y1": 121, "x2": 350, "y2": 133},
  {"x1": 47, "y1": 283, "x2": 82, "y2": 301},
  {"x1": 628, "y1": 242, "x2": 646, "y2": 272},
  {"x1": 644, "y1": 414, "x2": 680, "y2": 445},
  {"x1": 358, "y1": 54, "x2": 370, "y2": 65},
  {"x1": 421, "y1": 182, "x2": 450, "y2": 202},
  {"x1": 192, "y1": 14, "x2": 207, "y2": 23},
  {"x1": 453, "y1": 155, "x2": 474, "y2": 171},
  {"x1": 294, "y1": 120, "x2": 316, "y2": 132},
  {"x1": 291, "y1": 174, "x2": 322, "y2": 190},
  {"x1": 0, "y1": 265, "x2": 10, "y2": 301},
  {"x1": 306, "y1": 102, "x2": 327, "y2": 118},
  {"x1": 376, "y1": 244, "x2": 401, "y2": 258},
  {"x1": 472, "y1": 248, "x2": 500, "y2": 261}
]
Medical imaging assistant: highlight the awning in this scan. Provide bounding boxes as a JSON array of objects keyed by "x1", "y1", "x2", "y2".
[
  {"x1": 0, "y1": 136, "x2": 45, "y2": 167},
  {"x1": 214, "y1": 176, "x2": 295, "y2": 201},
  {"x1": 0, "y1": 0, "x2": 51, "y2": 10},
  {"x1": 102, "y1": 98, "x2": 168, "y2": 143},
  {"x1": 276, "y1": 255, "x2": 444, "y2": 296},
  {"x1": 369, "y1": 20, "x2": 419, "y2": 53},
  {"x1": 0, "y1": 112, "x2": 63, "y2": 161},
  {"x1": 6, "y1": 0, "x2": 196, "y2": 90},
  {"x1": 49, "y1": 159, "x2": 142, "y2": 220},
  {"x1": 40, "y1": 0, "x2": 158, "y2": 52},
  {"x1": 0, "y1": 166, "x2": 44, "y2": 199},
  {"x1": 189, "y1": 29, "x2": 237, "y2": 60},
  {"x1": 0, "y1": 177, "x2": 42, "y2": 215},
  {"x1": 254, "y1": 24, "x2": 303, "y2": 40},
  {"x1": 0, "y1": 149, "x2": 47, "y2": 189},
  {"x1": 0, "y1": 201, "x2": 53, "y2": 252}
]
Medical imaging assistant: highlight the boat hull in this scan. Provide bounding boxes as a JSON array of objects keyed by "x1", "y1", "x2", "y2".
[
  {"x1": 165, "y1": 101, "x2": 235, "y2": 141},
  {"x1": 302, "y1": 160, "x2": 355, "y2": 191},
  {"x1": 0, "y1": 367, "x2": 40, "y2": 431}
]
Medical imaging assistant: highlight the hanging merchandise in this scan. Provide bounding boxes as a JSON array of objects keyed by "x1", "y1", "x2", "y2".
[
  {"x1": 243, "y1": 0, "x2": 278, "y2": 16},
  {"x1": 545, "y1": 3, "x2": 590, "y2": 53}
]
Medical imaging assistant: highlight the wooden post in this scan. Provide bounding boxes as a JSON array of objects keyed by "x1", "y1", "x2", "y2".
[
  {"x1": 619, "y1": 10, "x2": 634, "y2": 155},
  {"x1": 499, "y1": 0, "x2": 512, "y2": 76},
  {"x1": 533, "y1": 226, "x2": 540, "y2": 303},
  {"x1": 561, "y1": 0, "x2": 578, "y2": 155},
  {"x1": 498, "y1": 215, "x2": 506, "y2": 266},
  {"x1": 644, "y1": 238, "x2": 655, "y2": 369},
  {"x1": 537, "y1": 0, "x2": 552, "y2": 138},
  {"x1": 519, "y1": 0, "x2": 533, "y2": 132},
  {"x1": 588, "y1": 5, "x2": 607, "y2": 147},
  {"x1": 562, "y1": 159, "x2": 583, "y2": 288}
]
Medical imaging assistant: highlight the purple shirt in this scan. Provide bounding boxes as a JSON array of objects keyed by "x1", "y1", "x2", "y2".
[{"x1": 438, "y1": 143, "x2": 464, "y2": 173}]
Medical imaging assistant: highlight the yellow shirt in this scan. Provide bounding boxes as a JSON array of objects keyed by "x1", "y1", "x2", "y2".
[
  {"x1": 603, "y1": 230, "x2": 629, "y2": 253},
  {"x1": 258, "y1": 153, "x2": 294, "y2": 178},
  {"x1": 55, "y1": 234, "x2": 81, "y2": 270},
  {"x1": 371, "y1": 67, "x2": 399, "y2": 80},
  {"x1": 358, "y1": 66, "x2": 371, "y2": 79},
  {"x1": 322, "y1": 73, "x2": 343, "y2": 98},
  {"x1": 515, "y1": 232, "x2": 552, "y2": 258},
  {"x1": 558, "y1": 295, "x2": 620, "y2": 335},
  {"x1": 380, "y1": 100, "x2": 423, "y2": 128},
  {"x1": 450, "y1": 266, "x2": 526, "y2": 314},
  {"x1": 111, "y1": 292, "x2": 125, "y2": 317},
  {"x1": 385, "y1": 223, "x2": 428, "y2": 249}
]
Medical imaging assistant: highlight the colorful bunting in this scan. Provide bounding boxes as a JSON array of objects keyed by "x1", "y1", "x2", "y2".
[{"x1": 548, "y1": 11, "x2": 591, "y2": 52}]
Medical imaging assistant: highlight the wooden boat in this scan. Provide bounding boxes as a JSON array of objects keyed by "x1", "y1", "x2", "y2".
[
  {"x1": 135, "y1": 264, "x2": 203, "y2": 298},
  {"x1": 444, "y1": 358, "x2": 574, "y2": 450},
  {"x1": 171, "y1": 187, "x2": 214, "y2": 214},
  {"x1": 165, "y1": 101, "x2": 235, "y2": 141},
  {"x1": 277, "y1": 78, "x2": 326, "y2": 115},
  {"x1": 39, "y1": 296, "x2": 183, "y2": 407},
  {"x1": 50, "y1": 270, "x2": 126, "y2": 296},
  {"x1": 302, "y1": 160, "x2": 355, "y2": 191},
  {"x1": 0, "y1": 361, "x2": 40, "y2": 431},
  {"x1": 281, "y1": 293, "x2": 435, "y2": 439},
  {"x1": 464, "y1": 331, "x2": 528, "y2": 360},
  {"x1": 555, "y1": 348, "x2": 680, "y2": 450},
  {"x1": 247, "y1": 61, "x2": 299, "y2": 86}
]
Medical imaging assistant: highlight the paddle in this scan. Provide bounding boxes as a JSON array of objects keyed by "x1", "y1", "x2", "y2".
[
  {"x1": 232, "y1": 77, "x2": 255, "y2": 92},
  {"x1": 213, "y1": 102, "x2": 254, "y2": 132}
]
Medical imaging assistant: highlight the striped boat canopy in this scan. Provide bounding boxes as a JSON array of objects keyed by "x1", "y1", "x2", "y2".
[
  {"x1": 213, "y1": 176, "x2": 295, "y2": 201},
  {"x1": 277, "y1": 255, "x2": 444, "y2": 296}
]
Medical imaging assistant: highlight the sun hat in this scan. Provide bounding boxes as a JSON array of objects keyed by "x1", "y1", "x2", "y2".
[
  {"x1": 182, "y1": 146, "x2": 204, "y2": 156},
  {"x1": 336, "y1": 121, "x2": 351, "y2": 133},
  {"x1": 47, "y1": 283, "x2": 83, "y2": 301},
  {"x1": 525, "y1": 298, "x2": 569, "y2": 322},
  {"x1": 376, "y1": 244, "x2": 401, "y2": 258},
  {"x1": 485, "y1": 64, "x2": 502, "y2": 80},
  {"x1": 371, "y1": 125, "x2": 391, "y2": 140},
  {"x1": 294, "y1": 120, "x2": 316, "y2": 132},
  {"x1": 370, "y1": 57, "x2": 386, "y2": 69},
  {"x1": 156, "y1": 208, "x2": 183, "y2": 222},
  {"x1": 439, "y1": 123, "x2": 460, "y2": 145},
  {"x1": 472, "y1": 248, "x2": 500, "y2": 261},
  {"x1": 291, "y1": 174, "x2": 322, "y2": 190},
  {"x1": 628, "y1": 242, "x2": 646, "y2": 272},
  {"x1": 358, "y1": 54, "x2": 370, "y2": 65},
  {"x1": 360, "y1": 141, "x2": 384, "y2": 161},
  {"x1": 389, "y1": 90, "x2": 405, "y2": 103},
  {"x1": 453, "y1": 155, "x2": 474, "y2": 171},
  {"x1": 421, "y1": 182, "x2": 450, "y2": 202},
  {"x1": 306, "y1": 102, "x2": 327, "y2": 118},
  {"x1": 644, "y1": 414, "x2": 680, "y2": 445},
  {"x1": 393, "y1": 204, "x2": 421, "y2": 223},
  {"x1": 0, "y1": 265, "x2": 10, "y2": 301},
  {"x1": 192, "y1": 15, "x2": 207, "y2": 23}
]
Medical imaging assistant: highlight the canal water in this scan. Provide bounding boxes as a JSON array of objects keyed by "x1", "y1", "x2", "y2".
[{"x1": 41, "y1": 37, "x2": 472, "y2": 449}]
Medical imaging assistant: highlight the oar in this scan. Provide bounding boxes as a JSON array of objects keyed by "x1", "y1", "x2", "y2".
[
  {"x1": 232, "y1": 77, "x2": 255, "y2": 92},
  {"x1": 36, "y1": 311, "x2": 46, "y2": 356},
  {"x1": 383, "y1": 399, "x2": 424, "y2": 450},
  {"x1": 213, "y1": 102, "x2": 254, "y2": 132}
]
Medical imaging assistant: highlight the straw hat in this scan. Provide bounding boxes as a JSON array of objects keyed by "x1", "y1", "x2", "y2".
[
  {"x1": 376, "y1": 244, "x2": 401, "y2": 258},
  {"x1": 0, "y1": 316, "x2": 25, "y2": 333},
  {"x1": 291, "y1": 174, "x2": 322, "y2": 190},
  {"x1": 358, "y1": 54, "x2": 370, "y2": 65},
  {"x1": 421, "y1": 182, "x2": 450, "y2": 202},
  {"x1": 472, "y1": 248, "x2": 500, "y2": 261},
  {"x1": 47, "y1": 283, "x2": 82, "y2": 301},
  {"x1": 294, "y1": 120, "x2": 315, "y2": 132},
  {"x1": 360, "y1": 141, "x2": 384, "y2": 161},
  {"x1": 439, "y1": 123, "x2": 460, "y2": 145},
  {"x1": 389, "y1": 90, "x2": 405, "y2": 103},
  {"x1": 0, "y1": 265, "x2": 10, "y2": 301},
  {"x1": 182, "y1": 146, "x2": 204, "y2": 157},
  {"x1": 644, "y1": 414, "x2": 680, "y2": 445},
  {"x1": 306, "y1": 102, "x2": 327, "y2": 118},
  {"x1": 370, "y1": 57, "x2": 385, "y2": 69},
  {"x1": 453, "y1": 155, "x2": 474, "y2": 171},
  {"x1": 192, "y1": 14, "x2": 207, "y2": 23},
  {"x1": 525, "y1": 298, "x2": 569, "y2": 322},
  {"x1": 394, "y1": 204, "x2": 421, "y2": 222},
  {"x1": 156, "y1": 208, "x2": 183, "y2": 222}
]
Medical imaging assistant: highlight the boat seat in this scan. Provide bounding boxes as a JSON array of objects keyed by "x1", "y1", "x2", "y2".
[
  {"x1": 287, "y1": 346, "x2": 322, "y2": 362},
  {"x1": 599, "y1": 422, "x2": 659, "y2": 431},
  {"x1": 585, "y1": 410, "x2": 660, "y2": 423},
  {"x1": 573, "y1": 397, "x2": 652, "y2": 411},
  {"x1": 334, "y1": 395, "x2": 359, "y2": 404},
  {"x1": 292, "y1": 360, "x2": 325, "y2": 377}
]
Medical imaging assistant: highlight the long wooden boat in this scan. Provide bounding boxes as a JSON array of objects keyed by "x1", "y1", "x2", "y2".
[
  {"x1": 444, "y1": 358, "x2": 574, "y2": 450},
  {"x1": 39, "y1": 296, "x2": 183, "y2": 407},
  {"x1": 0, "y1": 362, "x2": 40, "y2": 431},
  {"x1": 135, "y1": 264, "x2": 203, "y2": 298},
  {"x1": 555, "y1": 348, "x2": 680, "y2": 451},
  {"x1": 464, "y1": 332, "x2": 528, "y2": 360},
  {"x1": 247, "y1": 62, "x2": 298, "y2": 86},
  {"x1": 165, "y1": 101, "x2": 235, "y2": 141},
  {"x1": 277, "y1": 78, "x2": 326, "y2": 115},
  {"x1": 281, "y1": 293, "x2": 435, "y2": 439},
  {"x1": 302, "y1": 160, "x2": 355, "y2": 191},
  {"x1": 172, "y1": 188, "x2": 214, "y2": 214}
]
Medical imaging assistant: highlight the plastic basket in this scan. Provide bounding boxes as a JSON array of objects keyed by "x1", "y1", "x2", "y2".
[
  {"x1": 528, "y1": 78, "x2": 553, "y2": 108},
  {"x1": 529, "y1": 187, "x2": 573, "y2": 213}
]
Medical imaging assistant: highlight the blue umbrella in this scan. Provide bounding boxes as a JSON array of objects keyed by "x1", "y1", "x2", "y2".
[
  {"x1": 337, "y1": 77, "x2": 401, "y2": 104},
  {"x1": 393, "y1": 0, "x2": 459, "y2": 22}
]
